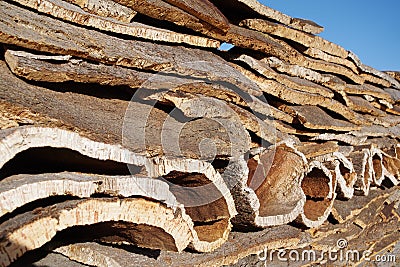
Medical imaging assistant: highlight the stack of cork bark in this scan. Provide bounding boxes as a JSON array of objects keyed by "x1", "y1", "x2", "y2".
[{"x1": 0, "y1": 0, "x2": 399, "y2": 266}]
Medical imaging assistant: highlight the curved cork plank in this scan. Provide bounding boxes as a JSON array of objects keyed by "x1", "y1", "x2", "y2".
[
  {"x1": 240, "y1": 19, "x2": 346, "y2": 58},
  {"x1": 234, "y1": 65, "x2": 366, "y2": 125},
  {"x1": 153, "y1": 90, "x2": 283, "y2": 145},
  {"x1": 210, "y1": 0, "x2": 324, "y2": 34},
  {"x1": 349, "y1": 52, "x2": 400, "y2": 89},
  {"x1": 225, "y1": 142, "x2": 306, "y2": 228},
  {"x1": 364, "y1": 112, "x2": 400, "y2": 128},
  {"x1": 0, "y1": 173, "x2": 181, "y2": 218},
  {"x1": 385, "y1": 71, "x2": 400, "y2": 83},
  {"x1": 247, "y1": 143, "x2": 307, "y2": 227},
  {"x1": 318, "y1": 153, "x2": 357, "y2": 200},
  {"x1": 345, "y1": 95, "x2": 387, "y2": 117},
  {"x1": 298, "y1": 161, "x2": 337, "y2": 228},
  {"x1": 4, "y1": 49, "x2": 263, "y2": 104},
  {"x1": 289, "y1": 105, "x2": 361, "y2": 132},
  {"x1": 235, "y1": 55, "x2": 335, "y2": 98},
  {"x1": 54, "y1": 225, "x2": 302, "y2": 267},
  {"x1": 0, "y1": 2, "x2": 227, "y2": 73},
  {"x1": 370, "y1": 147, "x2": 385, "y2": 186},
  {"x1": 381, "y1": 151, "x2": 400, "y2": 186},
  {"x1": 5, "y1": 49, "x2": 151, "y2": 86},
  {"x1": 162, "y1": 0, "x2": 230, "y2": 32},
  {"x1": 296, "y1": 141, "x2": 339, "y2": 159},
  {"x1": 302, "y1": 48, "x2": 358, "y2": 73},
  {"x1": 262, "y1": 57, "x2": 337, "y2": 86},
  {"x1": 64, "y1": 0, "x2": 137, "y2": 22},
  {"x1": 11, "y1": 0, "x2": 220, "y2": 48},
  {"x1": 300, "y1": 146, "x2": 357, "y2": 199},
  {"x1": 345, "y1": 84, "x2": 394, "y2": 104},
  {"x1": 0, "y1": 126, "x2": 148, "y2": 170},
  {"x1": 145, "y1": 157, "x2": 237, "y2": 252},
  {"x1": 213, "y1": 25, "x2": 292, "y2": 63},
  {"x1": 353, "y1": 124, "x2": 400, "y2": 140},
  {"x1": 113, "y1": 0, "x2": 225, "y2": 34},
  {"x1": 0, "y1": 198, "x2": 193, "y2": 267},
  {"x1": 268, "y1": 37, "x2": 365, "y2": 84}
]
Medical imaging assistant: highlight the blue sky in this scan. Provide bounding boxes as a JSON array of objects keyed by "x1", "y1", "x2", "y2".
[{"x1": 261, "y1": 0, "x2": 399, "y2": 71}]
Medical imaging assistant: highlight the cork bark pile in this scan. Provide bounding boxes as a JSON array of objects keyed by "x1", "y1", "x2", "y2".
[{"x1": 0, "y1": 0, "x2": 399, "y2": 266}]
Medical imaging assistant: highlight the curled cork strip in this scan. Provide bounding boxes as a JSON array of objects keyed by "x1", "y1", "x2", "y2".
[
  {"x1": 0, "y1": 198, "x2": 193, "y2": 267},
  {"x1": 228, "y1": 142, "x2": 307, "y2": 228}
]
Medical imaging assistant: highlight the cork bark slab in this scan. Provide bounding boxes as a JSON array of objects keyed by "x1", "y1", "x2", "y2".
[
  {"x1": 11, "y1": 0, "x2": 220, "y2": 48},
  {"x1": 349, "y1": 52, "x2": 400, "y2": 89},
  {"x1": 54, "y1": 225, "x2": 302, "y2": 267},
  {"x1": 0, "y1": 2, "x2": 227, "y2": 73},
  {"x1": 5, "y1": 49, "x2": 152, "y2": 86},
  {"x1": 0, "y1": 126, "x2": 238, "y2": 249},
  {"x1": 302, "y1": 47, "x2": 358, "y2": 73},
  {"x1": 315, "y1": 153, "x2": 357, "y2": 200},
  {"x1": 245, "y1": 143, "x2": 307, "y2": 227},
  {"x1": 209, "y1": 0, "x2": 324, "y2": 34},
  {"x1": 236, "y1": 55, "x2": 335, "y2": 98},
  {"x1": 4, "y1": 49, "x2": 263, "y2": 104},
  {"x1": 64, "y1": 0, "x2": 137, "y2": 22},
  {"x1": 0, "y1": 198, "x2": 194, "y2": 266},
  {"x1": 223, "y1": 143, "x2": 308, "y2": 229},
  {"x1": 296, "y1": 142, "x2": 339, "y2": 159},
  {"x1": 289, "y1": 105, "x2": 361, "y2": 132},
  {"x1": 345, "y1": 95, "x2": 387, "y2": 117},
  {"x1": 152, "y1": 89, "x2": 283, "y2": 145},
  {"x1": 0, "y1": 126, "x2": 147, "y2": 171},
  {"x1": 262, "y1": 57, "x2": 338, "y2": 86},
  {"x1": 345, "y1": 84, "x2": 394, "y2": 104},
  {"x1": 113, "y1": 0, "x2": 224, "y2": 34},
  {"x1": 212, "y1": 25, "x2": 292, "y2": 63},
  {"x1": 385, "y1": 71, "x2": 400, "y2": 83},
  {"x1": 235, "y1": 65, "x2": 365, "y2": 125},
  {"x1": 162, "y1": 0, "x2": 230, "y2": 32},
  {"x1": 298, "y1": 161, "x2": 337, "y2": 228},
  {"x1": 0, "y1": 173, "x2": 181, "y2": 217},
  {"x1": 240, "y1": 19, "x2": 346, "y2": 58}
]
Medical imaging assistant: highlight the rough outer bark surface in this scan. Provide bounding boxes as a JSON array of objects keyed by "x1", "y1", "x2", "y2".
[
  {"x1": 162, "y1": 0, "x2": 230, "y2": 32},
  {"x1": 240, "y1": 19, "x2": 346, "y2": 58},
  {"x1": 64, "y1": 0, "x2": 137, "y2": 22},
  {"x1": 0, "y1": 2, "x2": 227, "y2": 72},
  {"x1": 11, "y1": 0, "x2": 220, "y2": 48},
  {"x1": 209, "y1": 0, "x2": 324, "y2": 34}
]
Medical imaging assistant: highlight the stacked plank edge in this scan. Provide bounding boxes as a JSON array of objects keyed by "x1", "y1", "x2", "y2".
[{"x1": 0, "y1": 0, "x2": 399, "y2": 266}]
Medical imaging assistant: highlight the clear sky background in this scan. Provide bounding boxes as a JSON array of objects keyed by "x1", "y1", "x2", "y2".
[{"x1": 261, "y1": 0, "x2": 399, "y2": 71}]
